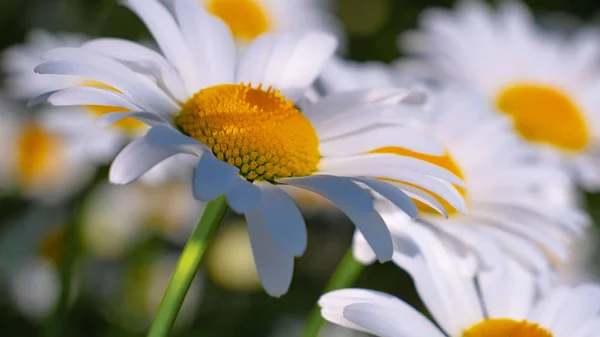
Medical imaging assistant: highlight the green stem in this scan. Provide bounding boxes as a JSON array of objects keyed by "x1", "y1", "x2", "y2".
[
  {"x1": 147, "y1": 195, "x2": 228, "y2": 337},
  {"x1": 302, "y1": 248, "x2": 365, "y2": 337}
]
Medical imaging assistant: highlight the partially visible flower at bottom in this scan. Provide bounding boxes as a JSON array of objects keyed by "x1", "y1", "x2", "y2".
[
  {"x1": 320, "y1": 225, "x2": 600, "y2": 337},
  {"x1": 34, "y1": 0, "x2": 466, "y2": 297}
]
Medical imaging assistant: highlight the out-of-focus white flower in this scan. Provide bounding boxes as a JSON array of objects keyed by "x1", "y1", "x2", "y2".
[
  {"x1": 321, "y1": 227, "x2": 600, "y2": 337},
  {"x1": 162, "y1": 0, "x2": 343, "y2": 45},
  {"x1": 400, "y1": 1, "x2": 600, "y2": 191},
  {"x1": 322, "y1": 59, "x2": 590, "y2": 281},
  {"x1": 0, "y1": 98, "x2": 95, "y2": 202}
]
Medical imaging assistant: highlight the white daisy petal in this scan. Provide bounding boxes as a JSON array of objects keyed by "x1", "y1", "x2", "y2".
[
  {"x1": 246, "y1": 207, "x2": 294, "y2": 298},
  {"x1": 225, "y1": 179, "x2": 261, "y2": 214},
  {"x1": 122, "y1": 0, "x2": 200, "y2": 93},
  {"x1": 192, "y1": 153, "x2": 239, "y2": 201},
  {"x1": 283, "y1": 175, "x2": 392, "y2": 262},
  {"x1": 236, "y1": 32, "x2": 337, "y2": 100},
  {"x1": 352, "y1": 178, "x2": 418, "y2": 218},
  {"x1": 253, "y1": 182, "x2": 307, "y2": 257},
  {"x1": 386, "y1": 181, "x2": 448, "y2": 217},
  {"x1": 320, "y1": 154, "x2": 465, "y2": 187},
  {"x1": 36, "y1": 86, "x2": 143, "y2": 111},
  {"x1": 82, "y1": 38, "x2": 188, "y2": 102},
  {"x1": 173, "y1": 0, "x2": 236, "y2": 88},
  {"x1": 319, "y1": 289, "x2": 444, "y2": 337},
  {"x1": 109, "y1": 135, "x2": 180, "y2": 185},
  {"x1": 95, "y1": 111, "x2": 169, "y2": 128},
  {"x1": 34, "y1": 61, "x2": 177, "y2": 115},
  {"x1": 145, "y1": 124, "x2": 207, "y2": 155},
  {"x1": 318, "y1": 125, "x2": 444, "y2": 156}
]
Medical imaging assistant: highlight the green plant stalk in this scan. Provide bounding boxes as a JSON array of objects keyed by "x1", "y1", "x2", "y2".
[
  {"x1": 147, "y1": 195, "x2": 228, "y2": 337},
  {"x1": 301, "y1": 248, "x2": 365, "y2": 337}
]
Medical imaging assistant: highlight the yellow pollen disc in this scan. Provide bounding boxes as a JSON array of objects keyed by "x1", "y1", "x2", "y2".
[
  {"x1": 463, "y1": 319, "x2": 553, "y2": 337},
  {"x1": 496, "y1": 83, "x2": 590, "y2": 152},
  {"x1": 17, "y1": 123, "x2": 65, "y2": 187},
  {"x1": 176, "y1": 83, "x2": 320, "y2": 181},
  {"x1": 206, "y1": 0, "x2": 271, "y2": 40},
  {"x1": 79, "y1": 80, "x2": 145, "y2": 133},
  {"x1": 373, "y1": 147, "x2": 466, "y2": 216}
]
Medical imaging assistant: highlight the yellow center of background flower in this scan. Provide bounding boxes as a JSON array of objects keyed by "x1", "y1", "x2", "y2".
[
  {"x1": 496, "y1": 83, "x2": 590, "y2": 152},
  {"x1": 463, "y1": 319, "x2": 553, "y2": 337},
  {"x1": 79, "y1": 80, "x2": 145, "y2": 133},
  {"x1": 177, "y1": 83, "x2": 320, "y2": 181},
  {"x1": 17, "y1": 123, "x2": 65, "y2": 187},
  {"x1": 207, "y1": 0, "x2": 271, "y2": 40},
  {"x1": 373, "y1": 147, "x2": 466, "y2": 216}
]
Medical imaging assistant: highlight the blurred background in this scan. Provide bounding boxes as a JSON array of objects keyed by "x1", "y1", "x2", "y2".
[{"x1": 1, "y1": 0, "x2": 600, "y2": 336}]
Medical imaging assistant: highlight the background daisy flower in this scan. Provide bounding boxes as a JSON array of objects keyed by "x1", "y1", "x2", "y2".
[
  {"x1": 0, "y1": 97, "x2": 95, "y2": 202},
  {"x1": 321, "y1": 59, "x2": 590, "y2": 279},
  {"x1": 33, "y1": 0, "x2": 465, "y2": 296},
  {"x1": 320, "y1": 225, "x2": 600, "y2": 337},
  {"x1": 162, "y1": 0, "x2": 343, "y2": 45},
  {"x1": 400, "y1": 0, "x2": 600, "y2": 190}
]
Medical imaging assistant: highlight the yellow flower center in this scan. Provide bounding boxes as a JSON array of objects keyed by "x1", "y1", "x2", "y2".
[
  {"x1": 463, "y1": 319, "x2": 553, "y2": 337},
  {"x1": 176, "y1": 83, "x2": 320, "y2": 181},
  {"x1": 373, "y1": 147, "x2": 466, "y2": 216},
  {"x1": 206, "y1": 0, "x2": 271, "y2": 40},
  {"x1": 79, "y1": 80, "x2": 145, "y2": 133},
  {"x1": 496, "y1": 83, "x2": 590, "y2": 152},
  {"x1": 17, "y1": 123, "x2": 65, "y2": 187}
]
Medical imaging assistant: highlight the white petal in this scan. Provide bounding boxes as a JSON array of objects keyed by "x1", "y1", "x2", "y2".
[
  {"x1": 543, "y1": 284, "x2": 600, "y2": 337},
  {"x1": 82, "y1": 38, "x2": 188, "y2": 102},
  {"x1": 352, "y1": 230, "x2": 378, "y2": 265},
  {"x1": 386, "y1": 181, "x2": 448, "y2": 217},
  {"x1": 96, "y1": 111, "x2": 169, "y2": 128},
  {"x1": 352, "y1": 178, "x2": 418, "y2": 218},
  {"x1": 478, "y1": 259, "x2": 536, "y2": 320},
  {"x1": 122, "y1": 0, "x2": 200, "y2": 93},
  {"x1": 318, "y1": 125, "x2": 444, "y2": 156},
  {"x1": 40, "y1": 47, "x2": 179, "y2": 113},
  {"x1": 145, "y1": 124, "x2": 207, "y2": 155},
  {"x1": 225, "y1": 179, "x2": 261, "y2": 214},
  {"x1": 35, "y1": 61, "x2": 177, "y2": 116},
  {"x1": 283, "y1": 175, "x2": 392, "y2": 262},
  {"x1": 319, "y1": 154, "x2": 465, "y2": 187},
  {"x1": 246, "y1": 207, "x2": 294, "y2": 297},
  {"x1": 36, "y1": 86, "x2": 143, "y2": 111},
  {"x1": 109, "y1": 135, "x2": 181, "y2": 185},
  {"x1": 192, "y1": 153, "x2": 239, "y2": 201},
  {"x1": 319, "y1": 289, "x2": 444, "y2": 337},
  {"x1": 236, "y1": 32, "x2": 337, "y2": 101},
  {"x1": 253, "y1": 182, "x2": 307, "y2": 257},
  {"x1": 173, "y1": 0, "x2": 236, "y2": 87}
]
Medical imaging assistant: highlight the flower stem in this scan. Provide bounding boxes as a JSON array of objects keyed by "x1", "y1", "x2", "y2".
[
  {"x1": 147, "y1": 195, "x2": 228, "y2": 337},
  {"x1": 301, "y1": 248, "x2": 364, "y2": 337}
]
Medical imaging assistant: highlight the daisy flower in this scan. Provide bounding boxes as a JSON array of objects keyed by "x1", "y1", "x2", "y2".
[
  {"x1": 162, "y1": 0, "x2": 342, "y2": 44},
  {"x1": 400, "y1": 1, "x2": 600, "y2": 190},
  {"x1": 321, "y1": 59, "x2": 589, "y2": 278},
  {"x1": 320, "y1": 225, "x2": 600, "y2": 337},
  {"x1": 33, "y1": 0, "x2": 465, "y2": 296},
  {"x1": 0, "y1": 98, "x2": 95, "y2": 202}
]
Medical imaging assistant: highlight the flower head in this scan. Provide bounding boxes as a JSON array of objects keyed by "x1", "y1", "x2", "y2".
[
  {"x1": 320, "y1": 228, "x2": 600, "y2": 337},
  {"x1": 400, "y1": 1, "x2": 600, "y2": 190},
  {"x1": 322, "y1": 59, "x2": 589, "y2": 281},
  {"x1": 34, "y1": 0, "x2": 465, "y2": 296}
]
